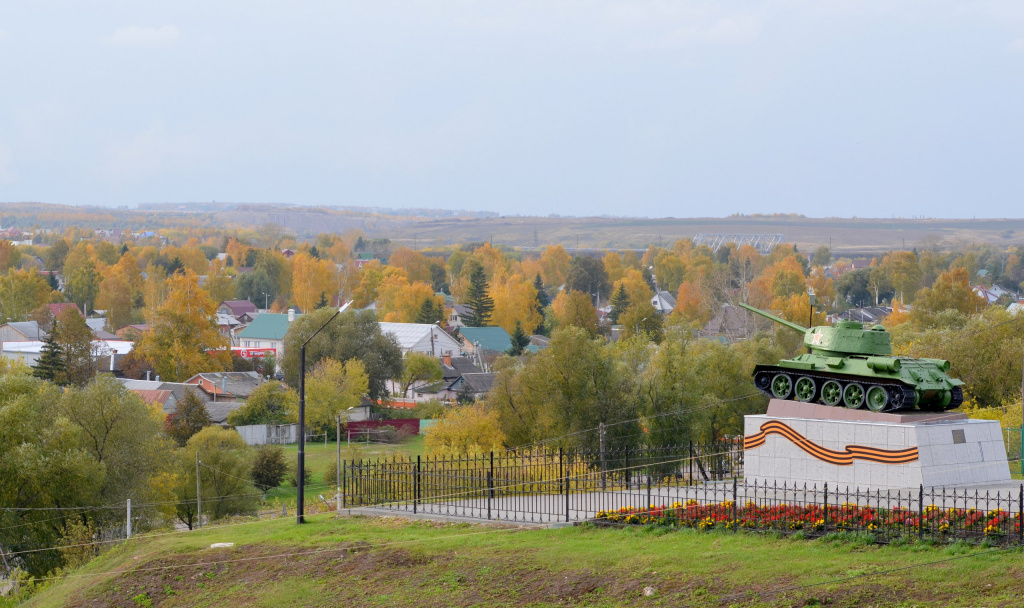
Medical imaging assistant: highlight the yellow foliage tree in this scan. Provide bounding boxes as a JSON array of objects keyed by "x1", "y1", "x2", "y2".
[
  {"x1": 351, "y1": 261, "x2": 406, "y2": 308},
  {"x1": 539, "y1": 245, "x2": 571, "y2": 287},
  {"x1": 603, "y1": 251, "x2": 625, "y2": 284},
  {"x1": 674, "y1": 280, "x2": 713, "y2": 326},
  {"x1": 554, "y1": 290, "x2": 598, "y2": 335},
  {"x1": 378, "y1": 278, "x2": 440, "y2": 323},
  {"x1": 305, "y1": 358, "x2": 368, "y2": 432},
  {"x1": 139, "y1": 269, "x2": 230, "y2": 381},
  {"x1": 612, "y1": 268, "x2": 652, "y2": 312},
  {"x1": 424, "y1": 404, "x2": 506, "y2": 456},
  {"x1": 291, "y1": 252, "x2": 335, "y2": 312},
  {"x1": 490, "y1": 273, "x2": 542, "y2": 335}
]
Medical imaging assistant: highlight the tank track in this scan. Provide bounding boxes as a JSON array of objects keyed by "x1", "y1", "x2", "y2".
[{"x1": 752, "y1": 365, "x2": 929, "y2": 412}]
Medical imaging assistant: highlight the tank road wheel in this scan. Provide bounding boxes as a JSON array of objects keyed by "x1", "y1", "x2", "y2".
[
  {"x1": 771, "y1": 374, "x2": 793, "y2": 400},
  {"x1": 820, "y1": 380, "x2": 843, "y2": 406},
  {"x1": 843, "y1": 382, "x2": 865, "y2": 409},
  {"x1": 794, "y1": 376, "x2": 817, "y2": 402},
  {"x1": 865, "y1": 385, "x2": 889, "y2": 412},
  {"x1": 754, "y1": 371, "x2": 772, "y2": 393},
  {"x1": 888, "y1": 386, "x2": 906, "y2": 410}
]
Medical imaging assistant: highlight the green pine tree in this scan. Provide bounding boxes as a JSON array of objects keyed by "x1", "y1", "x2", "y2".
[
  {"x1": 32, "y1": 332, "x2": 66, "y2": 384},
  {"x1": 533, "y1": 273, "x2": 549, "y2": 311},
  {"x1": 465, "y1": 265, "x2": 493, "y2": 327},
  {"x1": 415, "y1": 299, "x2": 439, "y2": 324},
  {"x1": 608, "y1": 284, "x2": 630, "y2": 325},
  {"x1": 506, "y1": 321, "x2": 531, "y2": 356}
]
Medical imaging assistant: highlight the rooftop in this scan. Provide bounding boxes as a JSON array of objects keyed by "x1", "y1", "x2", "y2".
[
  {"x1": 459, "y1": 326, "x2": 512, "y2": 353},
  {"x1": 237, "y1": 313, "x2": 295, "y2": 341}
]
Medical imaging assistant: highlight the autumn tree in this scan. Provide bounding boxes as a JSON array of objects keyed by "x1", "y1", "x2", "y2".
[
  {"x1": 619, "y1": 301, "x2": 664, "y2": 343},
  {"x1": 489, "y1": 273, "x2": 542, "y2": 334},
  {"x1": 138, "y1": 269, "x2": 230, "y2": 382},
  {"x1": 0, "y1": 268, "x2": 54, "y2": 322},
  {"x1": 281, "y1": 309, "x2": 403, "y2": 402},
  {"x1": 63, "y1": 243, "x2": 100, "y2": 313},
  {"x1": 60, "y1": 375, "x2": 172, "y2": 517},
  {"x1": 396, "y1": 353, "x2": 443, "y2": 397},
  {"x1": 880, "y1": 251, "x2": 922, "y2": 304},
  {"x1": 97, "y1": 252, "x2": 142, "y2": 331},
  {"x1": 203, "y1": 258, "x2": 237, "y2": 304},
  {"x1": 424, "y1": 404, "x2": 506, "y2": 456},
  {"x1": 539, "y1": 245, "x2": 571, "y2": 286},
  {"x1": 174, "y1": 427, "x2": 258, "y2": 529},
  {"x1": 226, "y1": 382, "x2": 298, "y2": 426},
  {"x1": 305, "y1": 358, "x2": 369, "y2": 432},
  {"x1": 553, "y1": 290, "x2": 598, "y2": 336},
  {"x1": 292, "y1": 252, "x2": 335, "y2": 312},
  {"x1": 164, "y1": 389, "x2": 212, "y2": 447},
  {"x1": 565, "y1": 256, "x2": 610, "y2": 303},
  {"x1": 912, "y1": 267, "x2": 986, "y2": 320}
]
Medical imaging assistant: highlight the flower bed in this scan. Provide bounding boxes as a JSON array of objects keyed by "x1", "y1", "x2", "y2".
[{"x1": 594, "y1": 499, "x2": 1022, "y2": 543}]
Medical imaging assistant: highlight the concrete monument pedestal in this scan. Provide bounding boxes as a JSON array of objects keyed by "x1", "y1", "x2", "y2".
[{"x1": 743, "y1": 400, "x2": 1011, "y2": 491}]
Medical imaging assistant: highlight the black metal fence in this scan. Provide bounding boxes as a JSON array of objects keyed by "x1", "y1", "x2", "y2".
[
  {"x1": 342, "y1": 444, "x2": 1024, "y2": 545},
  {"x1": 594, "y1": 480, "x2": 1024, "y2": 546},
  {"x1": 342, "y1": 442, "x2": 743, "y2": 524}
]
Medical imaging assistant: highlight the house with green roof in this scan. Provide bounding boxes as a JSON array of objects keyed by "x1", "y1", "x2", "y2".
[
  {"x1": 459, "y1": 326, "x2": 512, "y2": 355},
  {"x1": 236, "y1": 310, "x2": 300, "y2": 368}
]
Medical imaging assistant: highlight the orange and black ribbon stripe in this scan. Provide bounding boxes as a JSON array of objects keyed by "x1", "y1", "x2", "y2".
[{"x1": 743, "y1": 420, "x2": 919, "y2": 465}]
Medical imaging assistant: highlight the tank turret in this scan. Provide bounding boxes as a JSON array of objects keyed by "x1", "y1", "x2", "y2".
[{"x1": 738, "y1": 303, "x2": 963, "y2": 412}]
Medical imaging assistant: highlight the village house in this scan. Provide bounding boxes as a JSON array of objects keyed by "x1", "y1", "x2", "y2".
[{"x1": 378, "y1": 322, "x2": 461, "y2": 357}]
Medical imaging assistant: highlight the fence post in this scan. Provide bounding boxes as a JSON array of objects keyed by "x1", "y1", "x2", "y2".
[
  {"x1": 600, "y1": 423, "x2": 607, "y2": 491},
  {"x1": 342, "y1": 460, "x2": 346, "y2": 509},
  {"x1": 415, "y1": 455, "x2": 420, "y2": 515},
  {"x1": 559, "y1": 447, "x2": 564, "y2": 495},
  {"x1": 918, "y1": 484, "x2": 924, "y2": 539},
  {"x1": 488, "y1": 451, "x2": 494, "y2": 520},
  {"x1": 688, "y1": 440, "x2": 693, "y2": 486},
  {"x1": 195, "y1": 451, "x2": 202, "y2": 529},
  {"x1": 625, "y1": 445, "x2": 630, "y2": 490},
  {"x1": 823, "y1": 483, "x2": 828, "y2": 533},
  {"x1": 646, "y1": 475, "x2": 651, "y2": 514},
  {"x1": 1019, "y1": 484, "x2": 1023, "y2": 545},
  {"x1": 565, "y1": 454, "x2": 570, "y2": 523},
  {"x1": 732, "y1": 477, "x2": 738, "y2": 532},
  {"x1": 126, "y1": 499, "x2": 131, "y2": 539}
]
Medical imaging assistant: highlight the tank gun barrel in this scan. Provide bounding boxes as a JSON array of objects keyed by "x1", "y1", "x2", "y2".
[{"x1": 738, "y1": 302, "x2": 809, "y2": 334}]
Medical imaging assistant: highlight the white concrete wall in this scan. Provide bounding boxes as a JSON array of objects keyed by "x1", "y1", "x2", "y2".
[{"x1": 744, "y1": 415, "x2": 1011, "y2": 492}]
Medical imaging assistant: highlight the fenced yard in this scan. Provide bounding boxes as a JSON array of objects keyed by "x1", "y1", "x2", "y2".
[{"x1": 341, "y1": 441, "x2": 1024, "y2": 546}]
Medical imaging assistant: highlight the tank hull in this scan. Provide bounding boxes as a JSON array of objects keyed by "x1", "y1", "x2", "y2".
[{"x1": 752, "y1": 362, "x2": 963, "y2": 413}]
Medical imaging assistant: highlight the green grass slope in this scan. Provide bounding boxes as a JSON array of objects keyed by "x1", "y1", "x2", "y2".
[{"x1": 23, "y1": 514, "x2": 1024, "y2": 607}]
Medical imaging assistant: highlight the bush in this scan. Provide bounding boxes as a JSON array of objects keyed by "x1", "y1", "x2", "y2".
[
  {"x1": 251, "y1": 445, "x2": 288, "y2": 492},
  {"x1": 288, "y1": 467, "x2": 314, "y2": 488}
]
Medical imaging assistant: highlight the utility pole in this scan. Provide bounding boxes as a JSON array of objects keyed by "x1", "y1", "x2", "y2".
[
  {"x1": 336, "y1": 416, "x2": 342, "y2": 515},
  {"x1": 126, "y1": 499, "x2": 132, "y2": 539},
  {"x1": 599, "y1": 422, "x2": 607, "y2": 491},
  {"x1": 196, "y1": 451, "x2": 202, "y2": 529}
]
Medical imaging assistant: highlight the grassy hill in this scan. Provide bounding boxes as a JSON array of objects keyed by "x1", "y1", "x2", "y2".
[{"x1": 20, "y1": 513, "x2": 1024, "y2": 607}]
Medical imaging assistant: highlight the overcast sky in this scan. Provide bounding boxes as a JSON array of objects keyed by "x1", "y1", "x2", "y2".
[{"x1": 1, "y1": 1, "x2": 1022, "y2": 217}]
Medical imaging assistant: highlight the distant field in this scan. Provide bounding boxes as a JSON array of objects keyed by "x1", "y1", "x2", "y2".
[
  {"x1": 24, "y1": 514, "x2": 1024, "y2": 607},
  {"x1": 376, "y1": 215, "x2": 1024, "y2": 256}
]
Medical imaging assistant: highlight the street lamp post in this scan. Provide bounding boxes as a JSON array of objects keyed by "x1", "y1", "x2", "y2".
[
  {"x1": 296, "y1": 301, "x2": 351, "y2": 524},
  {"x1": 807, "y1": 287, "x2": 816, "y2": 354}
]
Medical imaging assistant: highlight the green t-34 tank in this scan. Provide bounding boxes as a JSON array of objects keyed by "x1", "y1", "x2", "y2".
[{"x1": 738, "y1": 303, "x2": 964, "y2": 412}]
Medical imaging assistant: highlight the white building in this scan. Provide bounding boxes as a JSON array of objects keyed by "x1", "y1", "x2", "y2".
[{"x1": 378, "y1": 322, "x2": 461, "y2": 356}]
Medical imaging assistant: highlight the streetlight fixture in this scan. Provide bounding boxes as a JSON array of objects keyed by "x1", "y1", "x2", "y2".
[
  {"x1": 807, "y1": 287, "x2": 816, "y2": 354},
  {"x1": 296, "y1": 300, "x2": 351, "y2": 524}
]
